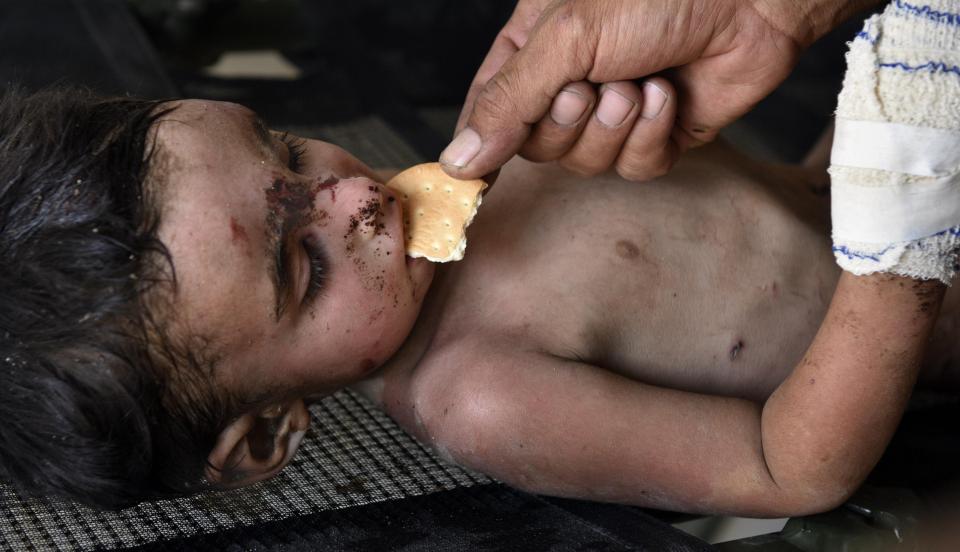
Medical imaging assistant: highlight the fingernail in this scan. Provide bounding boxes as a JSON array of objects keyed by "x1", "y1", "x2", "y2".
[
  {"x1": 641, "y1": 82, "x2": 667, "y2": 120},
  {"x1": 550, "y1": 89, "x2": 590, "y2": 126},
  {"x1": 596, "y1": 88, "x2": 636, "y2": 127},
  {"x1": 440, "y1": 127, "x2": 482, "y2": 168}
]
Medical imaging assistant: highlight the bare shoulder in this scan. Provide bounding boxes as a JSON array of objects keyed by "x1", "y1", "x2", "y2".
[
  {"x1": 405, "y1": 334, "x2": 532, "y2": 419},
  {"x1": 399, "y1": 340, "x2": 574, "y2": 467},
  {"x1": 366, "y1": 332, "x2": 532, "y2": 442}
]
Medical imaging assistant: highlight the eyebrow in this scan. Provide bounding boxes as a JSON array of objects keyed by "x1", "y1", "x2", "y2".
[
  {"x1": 247, "y1": 111, "x2": 293, "y2": 321},
  {"x1": 248, "y1": 113, "x2": 276, "y2": 157}
]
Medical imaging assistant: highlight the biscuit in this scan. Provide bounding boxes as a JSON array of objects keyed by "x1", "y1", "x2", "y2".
[{"x1": 386, "y1": 163, "x2": 487, "y2": 262}]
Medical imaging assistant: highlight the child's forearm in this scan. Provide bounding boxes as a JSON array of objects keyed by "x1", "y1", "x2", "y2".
[
  {"x1": 759, "y1": 272, "x2": 945, "y2": 507},
  {"x1": 755, "y1": 0, "x2": 960, "y2": 510}
]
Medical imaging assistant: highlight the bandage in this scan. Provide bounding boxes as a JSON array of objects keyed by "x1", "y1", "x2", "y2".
[{"x1": 829, "y1": 0, "x2": 960, "y2": 283}]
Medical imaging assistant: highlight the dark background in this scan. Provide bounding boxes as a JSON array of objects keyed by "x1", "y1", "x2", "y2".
[
  {"x1": 3, "y1": 1, "x2": 959, "y2": 549},
  {"x1": 2, "y1": 0, "x2": 864, "y2": 163}
]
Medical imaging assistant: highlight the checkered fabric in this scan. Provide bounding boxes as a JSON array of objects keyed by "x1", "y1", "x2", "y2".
[{"x1": 0, "y1": 390, "x2": 491, "y2": 551}]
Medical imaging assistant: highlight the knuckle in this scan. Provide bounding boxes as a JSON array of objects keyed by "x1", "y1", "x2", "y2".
[
  {"x1": 474, "y1": 72, "x2": 522, "y2": 123},
  {"x1": 650, "y1": 156, "x2": 674, "y2": 177},
  {"x1": 549, "y1": 0, "x2": 588, "y2": 31},
  {"x1": 519, "y1": 146, "x2": 555, "y2": 163},
  {"x1": 674, "y1": 122, "x2": 715, "y2": 150},
  {"x1": 534, "y1": 130, "x2": 576, "y2": 154},
  {"x1": 616, "y1": 138, "x2": 678, "y2": 181},
  {"x1": 617, "y1": 156, "x2": 672, "y2": 182},
  {"x1": 560, "y1": 157, "x2": 604, "y2": 177},
  {"x1": 543, "y1": 0, "x2": 595, "y2": 53},
  {"x1": 563, "y1": 80, "x2": 596, "y2": 100},
  {"x1": 604, "y1": 80, "x2": 642, "y2": 102},
  {"x1": 615, "y1": 163, "x2": 648, "y2": 182},
  {"x1": 522, "y1": 137, "x2": 567, "y2": 161}
]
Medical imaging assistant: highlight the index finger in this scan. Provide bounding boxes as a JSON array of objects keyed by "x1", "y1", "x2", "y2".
[
  {"x1": 455, "y1": 33, "x2": 522, "y2": 134},
  {"x1": 456, "y1": 0, "x2": 555, "y2": 133},
  {"x1": 441, "y1": 2, "x2": 597, "y2": 179}
]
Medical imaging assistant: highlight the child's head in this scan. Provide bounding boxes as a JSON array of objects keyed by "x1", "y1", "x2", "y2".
[{"x1": 0, "y1": 87, "x2": 434, "y2": 508}]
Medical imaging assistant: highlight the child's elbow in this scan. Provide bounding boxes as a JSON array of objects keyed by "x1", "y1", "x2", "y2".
[
  {"x1": 768, "y1": 477, "x2": 862, "y2": 517},
  {"x1": 789, "y1": 487, "x2": 854, "y2": 517},
  {"x1": 754, "y1": 449, "x2": 872, "y2": 517}
]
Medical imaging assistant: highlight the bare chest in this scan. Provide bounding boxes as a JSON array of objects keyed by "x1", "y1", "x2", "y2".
[{"x1": 434, "y1": 158, "x2": 839, "y2": 400}]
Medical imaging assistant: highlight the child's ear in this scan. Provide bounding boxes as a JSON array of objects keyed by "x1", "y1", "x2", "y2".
[{"x1": 205, "y1": 399, "x2": 310, "y2": 488}]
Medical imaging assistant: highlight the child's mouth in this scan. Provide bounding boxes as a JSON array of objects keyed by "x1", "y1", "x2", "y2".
[{"x1": 406, "y1": 255, "x2": 428, "y2": 267}]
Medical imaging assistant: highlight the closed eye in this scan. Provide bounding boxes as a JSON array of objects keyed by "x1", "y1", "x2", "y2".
[
  {"x1": 302, "y1": 235, "x2": 328, "y2": 304},
  {"x1": 278, "y1": 132, "x2": 308, "y2": 173}
]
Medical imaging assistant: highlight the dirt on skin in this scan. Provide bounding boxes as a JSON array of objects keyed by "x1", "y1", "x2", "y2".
[
  {"x1": 230, "y1": 216, "x2": 249, "y2": 245},
  {"x1": 913, "y1": 278, "x2": 946, "y2": 315},
  {"x1": 264, "y1": 175, "x2": 334, "y2": 238},
  {"x1": 263, "y1": 175, "x2": 339, "y2": 316},
  {"x1": 345, "y1": 197, "x2": 386, "y2": 238},
  {"x1": 341, "y1": 192, "x2": 391, "y2": 292}
]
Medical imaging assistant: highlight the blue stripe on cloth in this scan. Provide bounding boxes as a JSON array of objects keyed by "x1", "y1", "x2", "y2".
[
  {"x1": 893, "y1": 0, "x2": 960, "y2": 26},
  {"x1": 856, "y1": 30, "x2": 877, "y2": 43},
  {"x1": 879, "y1": 60, "x2": 960, "y2": 77},
  {"x1": 834, "y1": 227, "x2": 960, "y2": 260},
  {"x1": 833, "y1": 245, "x2": 889, "y2": 262},
  {"x1": 930, "y1": 226, "x2": 960, "y2": 237}
]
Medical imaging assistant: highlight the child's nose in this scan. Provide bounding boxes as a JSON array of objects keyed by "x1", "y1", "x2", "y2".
[
  {"x1": 335, "y1": 177, "x2": 387, "y2": 240},
  {"x1": 332, "y1": 176, "x2": 385, "y2": 208}
]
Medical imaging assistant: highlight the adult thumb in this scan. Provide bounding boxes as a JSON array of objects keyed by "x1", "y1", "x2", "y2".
[{"x1": 440, "y1": 8, "x2": 594, "y2": 179}]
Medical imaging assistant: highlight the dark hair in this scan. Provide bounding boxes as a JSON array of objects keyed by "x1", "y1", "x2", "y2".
[{"x1": 0, "y1": 85, "x2": 232, "y2": 509}]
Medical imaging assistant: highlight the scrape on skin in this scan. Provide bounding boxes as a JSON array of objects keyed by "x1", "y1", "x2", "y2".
[{"x1": 229, "y1": 216, "x2": 249, "y2": 244}]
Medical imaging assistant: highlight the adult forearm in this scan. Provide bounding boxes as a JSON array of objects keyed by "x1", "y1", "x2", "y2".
[{"x1": 760, "y1": 272, "x2": 945, "y2": 510}]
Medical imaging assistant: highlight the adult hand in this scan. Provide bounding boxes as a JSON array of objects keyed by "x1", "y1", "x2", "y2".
[{"x1": 442, "y1": 0, "x2": 873, "y2": 181}]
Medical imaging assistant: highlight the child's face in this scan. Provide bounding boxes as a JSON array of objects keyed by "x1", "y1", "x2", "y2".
[{"x1": 154, "y1": 100, "x2": 434, "y2": 401}]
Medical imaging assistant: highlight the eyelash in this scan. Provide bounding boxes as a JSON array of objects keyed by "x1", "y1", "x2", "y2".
[
  {"x1": 302, "y1": 235, "x2": 328, "y2": 303},
  {"x1": 279, "y1": 132, "x2": 308, "y2": 173}
]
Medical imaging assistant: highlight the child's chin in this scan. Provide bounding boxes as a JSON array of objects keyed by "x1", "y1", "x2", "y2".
[{"x1": 406, "y1": 255, "x2": 435, "y2": 293}]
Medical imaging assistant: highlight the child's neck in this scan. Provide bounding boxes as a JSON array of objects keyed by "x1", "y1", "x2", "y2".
[{"x1": 350, "y1": 262, "x2": 456, "y2": 410}]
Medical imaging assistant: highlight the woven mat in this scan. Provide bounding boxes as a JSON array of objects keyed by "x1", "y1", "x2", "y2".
[{"x1": 0, "y1": 390, "x2": 491, "y2": 551}]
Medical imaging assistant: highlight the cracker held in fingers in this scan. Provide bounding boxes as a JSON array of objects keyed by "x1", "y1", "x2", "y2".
[{"x1": 386, "y1": 163, "x2": 487, "y2": 262}]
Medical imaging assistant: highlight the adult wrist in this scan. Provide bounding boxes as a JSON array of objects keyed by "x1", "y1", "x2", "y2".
[
  {"x1": 751, "y1": 0, "x2": 885, "y2": 48},
  {"x1": 820, "y1": 0, "x2": 887, "y2": 40}
]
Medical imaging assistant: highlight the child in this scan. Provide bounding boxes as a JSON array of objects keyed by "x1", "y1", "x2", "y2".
[{"x1": 1, "y1": 86, "x2": 956, "y2": 513}]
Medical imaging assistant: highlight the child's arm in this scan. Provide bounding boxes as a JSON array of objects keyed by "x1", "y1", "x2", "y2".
[
  {"x1": 761, "y1": 272, "x2": 945, "y2": 510},
  {"x1": 413, "y1": 272, "x2": 944, "y2": 516}
]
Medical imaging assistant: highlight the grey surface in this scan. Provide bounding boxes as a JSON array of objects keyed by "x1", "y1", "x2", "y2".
[{"x1": 282, "y1": 115, "x2": 426, "y2": 169}]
